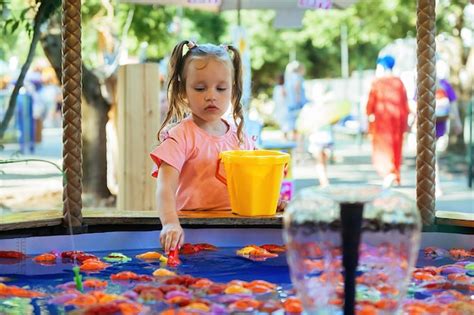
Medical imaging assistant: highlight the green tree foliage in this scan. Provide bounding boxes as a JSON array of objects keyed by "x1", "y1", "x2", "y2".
[
  {"x1": 114, "y1": 4, "x2": 226, "y2": 61},
  {"x1": 0, "y1": 0, "x2": 60, "y2": 139},
  {"x1": 1, "y1": 1, "x2": 470, "y2": 99},
  {"x1": 0, "y1": 1, "x2": 42, "y2": 61},
  {"x1": 120, "y1": 4, "x2": 175, "y2": 59},
  {"x1": 216, "y1": 0, "x2": 468, "y2": 95},
  {"x1": 221, "y1": 10, "x2": 293, "y2": 93},
  {"x1": 225, "y1": 0, "x2": 420, "y2": 94},
  {"x1": 182, "y1": 8, "x2": 227, "y2": 44}
]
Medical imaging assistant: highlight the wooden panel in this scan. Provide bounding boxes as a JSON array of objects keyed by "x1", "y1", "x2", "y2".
[
  {"x1": 435, "y1": 210, "x2": 474, "y2": 228},
  {"x1": 2, "y1": 208, "x2": 473, "y2": 232},
  {"x1": 0, "y1": 208, "x2": 281, "y2": 231},
  {"x1": 82, "y1": 209, "x2": 283, "y2": 226},
  {"x1": 117, "y1": 64, "x2": 160, "y2": 211},
  {"x1": 0, "y1": 210, "x2": 62, "y2": 231}
]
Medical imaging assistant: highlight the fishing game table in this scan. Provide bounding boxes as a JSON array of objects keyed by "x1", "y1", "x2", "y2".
[{"x1": 0, "y1": 210, "x2": 473, "y2": 314}]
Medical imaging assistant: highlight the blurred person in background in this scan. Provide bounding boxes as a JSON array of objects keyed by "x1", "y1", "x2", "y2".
[
  {"x1": 40, "y1": 65, "x2": 62, "y2": 128},
  {"x1": 366, "y1": 55, "x2": 409, "y2": 188},
  {"x1": 25, "y1": 65, "x2": 46, "y2": 143},
  {"x1": 433, "y1": 60, "x2": 463, "y2": 197},
  {"x1": 283, "y1": 61, "x2": 308, "y2": 141},
  {"x1": 272, "y1": 73, "x2": 286, "y2": 130}
]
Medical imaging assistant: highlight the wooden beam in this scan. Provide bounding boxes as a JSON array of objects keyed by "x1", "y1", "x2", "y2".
[{"x1": 117, "y1": 64, "x2": 160, "y2": 211}]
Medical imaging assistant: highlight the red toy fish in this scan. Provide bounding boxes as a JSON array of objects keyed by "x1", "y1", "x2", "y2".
[
  {"x1": 167, "y1": 248, "x2": 181, "y2": 267},
  {"x1": 194, "y1": 243, "x2": 217, "y2": 251},
  {"x1": 0, "y1": 251, "x2": 26, "y2": 260},
  {"x1": 179, "y1": 244, "x2": 200, "y2": 255}
]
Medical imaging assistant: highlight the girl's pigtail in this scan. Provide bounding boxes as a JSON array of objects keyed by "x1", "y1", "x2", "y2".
[
  {"x1": 227, "y1": 45, "x2": 245, "y2": 145},
  {"x1": 157, "y1": 40, "x2": 189, "y2": 142}
]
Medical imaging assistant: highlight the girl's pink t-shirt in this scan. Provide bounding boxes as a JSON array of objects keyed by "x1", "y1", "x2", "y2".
[{"x1": 150, "y1": 118, "x2": 254, "y2": 211}]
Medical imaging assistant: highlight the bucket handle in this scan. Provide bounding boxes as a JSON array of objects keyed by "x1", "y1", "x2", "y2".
[
  {"x1": 215, "y1": 157, "x2": 227, "y2": 186},
  {"x1": 283, "y1": 163, "x2": 289, "y2": 178}
]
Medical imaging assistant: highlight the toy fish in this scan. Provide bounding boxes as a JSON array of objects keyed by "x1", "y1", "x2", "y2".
[
  {"x1": 424, "y1": 247, "x2": 448, "y2": 259},
  {"x1": 82, "y1": 278, "x2": 108, "y2": 289},
  {"x1": 167, "y1": 249, "x2": 181, "y2": 267},
  {"x1": 152, "y1": 268, "x2": 177, "y2": 277},
  {"x1": 0, "y1": 283, "x2": 45, "y2": 298},
  {"x1": 179, "y1": 243, "x2": 218, "y2": 255},
  {"x1": 103, "y1": 252, "x2": 132, "y2": 263},
  {"x1": 449, "y1": 248, "x2": 472, "y2": 260},
  {"x1": 61, "y1": 251, "x2": 98, "y2": 263},
  {"x1": 110, "y1": 271, "x2": 153, "y2": 282},
  {"x1": 179, "y1": 244, "x2": 200, "y2": 255},
  {"x1": 236, "y1": 246, "x2": 278, "y2": 261},
  {"x1": 0, "y1": 251, "x2": 26, "y2": 260},
  {"x1": 33, "y1": 253, "x2": 57, "y2": 264},
  {"x1": 194, "y1": 243, "x2": 218, "y2": 251},
  {"x1": 79, "y1": 259, "x2": 109, "y2": 272},
  {"x1": 136, "y1": 251, "x2": 167, "y2": 263},
  {"x1": 260, "y1": 244, "x2": 286, "y2": 253}
]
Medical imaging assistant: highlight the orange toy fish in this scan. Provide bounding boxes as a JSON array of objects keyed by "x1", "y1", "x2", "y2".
[
  {"x1": 190, "y1": 278, "x2": 214, "y2": 289},
  {"x1": 0, "y1": 283, "x2": 45, "y2": 298},
  {"x1": 135, "y1": 251, "x2": 168, "y2": 263},
  {"x1": 228, "y1": 298, "x2": 261, "y2": 312},
  {"x1": 83, "y1": 278, "x2": 108, "y2": 289},
  {"x1": 449, "y1": 248, "x2": 472, "y2": 259},
  {"x1": 153, "y1": 268, "x2": 177, "y2": 277},
  {"x1": 33, "y1": 253, "x2": 57, "y2": 264},
  {"x1": 236, "y1": 245, "x2": 278, "y2": 261},
  {"x1": 79, "y1": 259, "x2": 109, "y2": 272},
  {"x1": 283, "y1": 297, "x2": 303, "y2": 314},
  {"x1": 110, "y1": 271, "x2": 153, "y2": 282},
  {"x1": 81, "y1": 301, "x2": 144, "y2": 315}
]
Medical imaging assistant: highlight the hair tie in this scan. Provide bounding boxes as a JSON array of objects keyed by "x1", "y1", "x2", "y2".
[{"x1": 187, "y1": 41, "x2": 197, "y2": 50}]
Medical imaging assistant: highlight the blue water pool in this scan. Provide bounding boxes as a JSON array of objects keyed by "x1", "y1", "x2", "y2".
[
  {"x1": 1, "y1": 247, "x2": 291, "y2": 290},
  {"x1": 0, "y1": 230, "x2": 472, "y2": 314}
]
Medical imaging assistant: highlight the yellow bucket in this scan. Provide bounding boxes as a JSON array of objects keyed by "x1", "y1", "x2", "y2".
[{"x1": 216, "y1": 150, "x2": 290, "y2": 216}]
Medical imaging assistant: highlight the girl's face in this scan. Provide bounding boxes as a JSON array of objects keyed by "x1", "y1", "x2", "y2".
[{"x1": 185, "y1": 58, "x2": 233, "y2": 124}]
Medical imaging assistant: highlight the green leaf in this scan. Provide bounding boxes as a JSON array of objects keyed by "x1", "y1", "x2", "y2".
[
  {"x1": 9, "y1": 19, "x2": 18, "y2": 34},
  {"x1": 3, "y1": 17, "x2": 13, "y2": 29},
  {"x1": 19, "y1": 7, "x2": 29, "y2": 20}
]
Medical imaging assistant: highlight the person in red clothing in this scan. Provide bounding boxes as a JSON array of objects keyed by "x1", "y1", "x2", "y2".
[{"x1": 366, "y1": 55, "x2": 409, "y2": 188}]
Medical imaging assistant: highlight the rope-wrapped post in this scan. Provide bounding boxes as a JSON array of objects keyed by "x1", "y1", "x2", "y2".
[
  {"x1": 62, "y1": 0, "x2": 83, "y2": 227},
  {"x1": 416, "y1": 0, "x2": 436, "y2": 225}
]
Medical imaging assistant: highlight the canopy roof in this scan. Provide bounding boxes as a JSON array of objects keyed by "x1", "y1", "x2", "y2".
[{"x1": 118, "y1": 0, "x2": 358, "y2": 11}]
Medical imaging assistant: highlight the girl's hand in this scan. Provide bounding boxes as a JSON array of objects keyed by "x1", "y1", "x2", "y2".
[
  {"x1": 160, "y1": 223, "x2": 184, "y2": 254},
  {"x1": 277, "y1": 199, "x2": 288, "y2": 212}
]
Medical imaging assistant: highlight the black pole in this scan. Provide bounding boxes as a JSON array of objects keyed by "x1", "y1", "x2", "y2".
[
  {"x1": 469, "y1": 98, "x2": 473, "y2": 188},
  {"x1": 340, "y1": 202, "x2": 364, "y2": 315}
]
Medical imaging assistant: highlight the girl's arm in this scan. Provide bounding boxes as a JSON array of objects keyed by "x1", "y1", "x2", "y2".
[{"x1": 156, "y1": 162, "x2": 183, "y2": 253}]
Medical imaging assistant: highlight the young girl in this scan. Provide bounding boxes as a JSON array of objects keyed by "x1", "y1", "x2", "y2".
[{"x1": 150, "y1": 40, "x2": 254, "y2": 253}]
